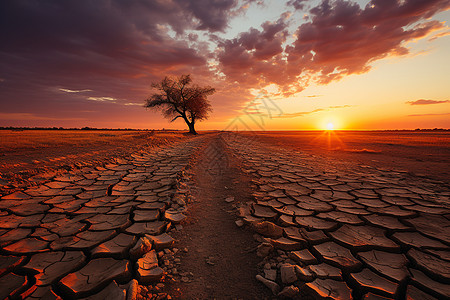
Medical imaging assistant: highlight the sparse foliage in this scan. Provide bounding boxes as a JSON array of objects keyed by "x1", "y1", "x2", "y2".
[{"x1": 145, "y1": 75, "x2": 215, "y2": 134}]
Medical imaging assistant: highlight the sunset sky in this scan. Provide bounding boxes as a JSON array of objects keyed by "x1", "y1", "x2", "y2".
[{"x1": 0, "y1": 0, "x2": 449, "y2": 130}]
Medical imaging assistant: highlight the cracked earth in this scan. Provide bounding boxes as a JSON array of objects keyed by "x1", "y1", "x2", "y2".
[{"x1": 0, "y1": 132, "x2": 449, "y2": 299}]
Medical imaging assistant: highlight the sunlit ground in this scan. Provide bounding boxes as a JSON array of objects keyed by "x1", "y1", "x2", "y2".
[
  {"x1": 244, "y1": 130, "x2": 450, "y2": 182},
  {"x1": 311, "y1": 129, "x2": 346, "y2": 150}
]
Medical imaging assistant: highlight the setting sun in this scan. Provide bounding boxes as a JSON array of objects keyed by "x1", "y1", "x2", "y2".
[{"x1": 326, "y1": 122, "x2": 334, "y2": 130}]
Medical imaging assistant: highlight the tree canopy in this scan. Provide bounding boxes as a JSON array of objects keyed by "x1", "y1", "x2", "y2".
[{"x1": 145, "y1": 75, "x2": 215, "y2": 134}]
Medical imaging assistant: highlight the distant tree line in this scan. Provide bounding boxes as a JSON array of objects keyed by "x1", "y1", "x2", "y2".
[
  {"x1": 358, "y1": 128, "x2": 449, "y2": 132},
  {"x1": 414, "y1": 128, "x2": 449, "y2": 131},
  {"x1": 0, "y1": 127, "x2": 183, "y2": 131}
]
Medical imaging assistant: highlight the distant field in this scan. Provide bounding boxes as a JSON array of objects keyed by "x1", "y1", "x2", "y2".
[
  {"x1": 0, "y1": 130, "x2": 184, "y2": 151},
  {"x1": 247, "y1": 130, "x2": 450, "y2": 182},
  {"x1": 1, "y1": 129, "x2": 448, "y2": 193},
  {"x1": 0, "y1": 130, "x2": 189, "y2": 193}
]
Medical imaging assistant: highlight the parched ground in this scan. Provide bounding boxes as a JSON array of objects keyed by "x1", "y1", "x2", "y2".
[
  {"x1": 0, "y1": 130, "x2": 189, "y2": 196},
  {"x1": 247, "y1": 131, "x2": 450, "y2": 182},
  {"x1": 0, "y1": 131, "x2": 449, "y2": 299}
]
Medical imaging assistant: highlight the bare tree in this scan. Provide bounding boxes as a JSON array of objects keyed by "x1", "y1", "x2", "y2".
[{"x1": 144, "y1": 75, "x2": 215, "y2": 135}]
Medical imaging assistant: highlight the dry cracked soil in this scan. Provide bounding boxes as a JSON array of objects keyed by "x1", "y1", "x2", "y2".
[{"x1": 0, "y1": 132, "x2": 449, "y2": 300}]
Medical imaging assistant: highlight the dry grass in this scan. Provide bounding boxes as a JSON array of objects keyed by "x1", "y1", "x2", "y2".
[{"x1": 0, "y1": 130, "x2": 185, "y2": 152}]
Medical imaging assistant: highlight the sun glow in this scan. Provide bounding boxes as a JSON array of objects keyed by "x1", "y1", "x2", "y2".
[{"x1": 326, "y1": 122, "x2": 334, "y2": 130}]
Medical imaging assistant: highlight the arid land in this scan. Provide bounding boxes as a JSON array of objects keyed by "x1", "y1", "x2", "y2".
[
  {"x1": 2, "y1": 130, "x2": 448, "y2": 191},
  {"x1": 247, "y1": 130, "x2": 450, "y2": 183},
  {"x1": 0, "y1": 130, "x2": 449, "y2": 299},
  {"x1": 0, "y1": 130, "x2": 190, "y2": 195}
]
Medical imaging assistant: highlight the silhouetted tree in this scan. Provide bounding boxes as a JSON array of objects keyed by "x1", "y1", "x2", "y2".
[{"x1": 145, "y1": 75, "x2": 215, "y2": 134}]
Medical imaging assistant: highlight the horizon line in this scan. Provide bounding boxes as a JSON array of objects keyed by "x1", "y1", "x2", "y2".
[{"x1": 1, "y1": 126, "x2": 449, "y2": 132}]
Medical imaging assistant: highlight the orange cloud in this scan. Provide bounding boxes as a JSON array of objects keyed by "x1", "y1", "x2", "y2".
[
  {"x1": 274, "y1": 104, "x2": 353, "y2": 118},
  {"x1": 408, "y1": 112, "x2": 450, "y2": 117},
  {"x1": 406, "y1": 99, "x2": 449, "y2": 105}
]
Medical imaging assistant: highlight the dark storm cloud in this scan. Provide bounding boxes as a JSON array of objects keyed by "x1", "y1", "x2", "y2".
[
  {"x1": 217, "y1": 14, "x2": 290, "y2": 87},
  {"x1": 287, "y1": 0, "x2": 309, "y2": 10},
  {"x1": 0, "y1": 0, "x2": 240, "y2": 75},
  {"x1": 181, "y1": 0, "x2": 236, "y2": 31},
  {"x1": 0, "y1": 0, "x2": 244, "y2": 122}
]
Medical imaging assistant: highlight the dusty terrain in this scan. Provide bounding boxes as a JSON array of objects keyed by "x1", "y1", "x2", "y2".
[
  {"x1": 249, "y1": 131, "x2": 450, "y2": 183},
  {"x1": 0, "y1": 131, "x2": 449, "y2": 300},
  {"x1": 0, "y1": 130, "x2": 189, "y2": 196},
  {"x1": 167, "y1": 135, "x2": 271, "y2": 299}
]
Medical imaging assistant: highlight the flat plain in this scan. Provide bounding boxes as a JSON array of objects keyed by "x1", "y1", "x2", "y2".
[
  {"x1": 0, "y1": 130, "x2": 449, "y2": 299},
  {"x1": 249, "y1": 130, "x2": 450, "y2": 182},
  {"x1": 0, "y1": 130, "x2": 188, "y2": 194}
]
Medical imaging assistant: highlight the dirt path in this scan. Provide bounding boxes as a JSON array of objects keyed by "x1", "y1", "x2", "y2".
[{"x1": 169, "y1": 134, "x2": 271, "y2": 299}]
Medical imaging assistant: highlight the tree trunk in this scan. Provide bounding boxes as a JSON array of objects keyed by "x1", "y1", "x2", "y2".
[
  {"x1": 187, "y1": 121, "x2": 197, "y2": 135},
  {"x1": 180, "y1": 113, "x2": 197, "y2": 135}
]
